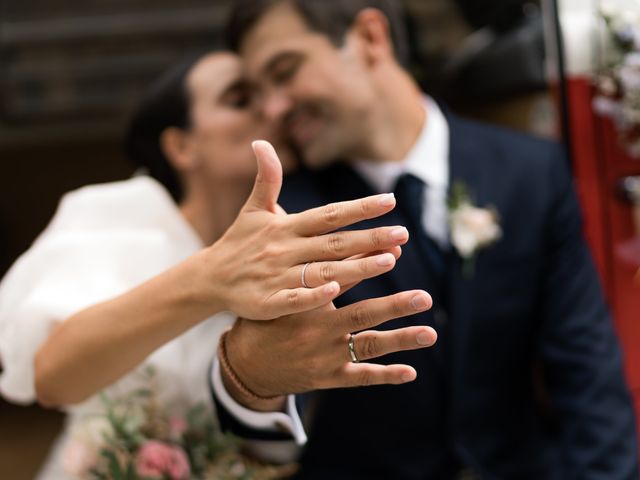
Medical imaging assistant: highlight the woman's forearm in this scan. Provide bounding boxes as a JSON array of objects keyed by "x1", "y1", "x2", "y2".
[{"x1": 34, "y1": 252, "x2": 219, "y2": 407}]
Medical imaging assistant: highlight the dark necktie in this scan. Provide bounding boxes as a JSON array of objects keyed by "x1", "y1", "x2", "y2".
[
  {"x1": 393, "y1": 173, "x2": 446, "y2": 292},
  {"x1": 393, "y1": 173, "x2": 458, "y2": 473}
]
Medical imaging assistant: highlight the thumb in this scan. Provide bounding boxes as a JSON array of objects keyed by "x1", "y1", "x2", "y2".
[{"x1": 244, "y1": 140, "x2": 283, "y2": 212}]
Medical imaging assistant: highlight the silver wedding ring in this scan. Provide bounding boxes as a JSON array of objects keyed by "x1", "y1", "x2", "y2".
[
  {"x1": 301, "y1": 262, "x2": 312, "y2": 288},
  {"x1": 348, "y1": 333, "x2": 359, "y2": 363}
]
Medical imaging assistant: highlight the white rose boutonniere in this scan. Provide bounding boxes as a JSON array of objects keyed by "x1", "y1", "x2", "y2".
[{"x1": 448, "y1": 182, "x2": 502, "y2": 276}]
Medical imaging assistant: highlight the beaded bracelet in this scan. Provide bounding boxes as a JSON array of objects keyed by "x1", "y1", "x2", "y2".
[{"x1": 217, "y1": 329, "x2": 282, "y2": 402}]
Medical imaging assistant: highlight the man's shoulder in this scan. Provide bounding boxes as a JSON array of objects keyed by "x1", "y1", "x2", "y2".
[
  {"x1": 447, "y1": 113, "x2": 569, "y2": 188},
  {"x1": 449, "y1": 114, "x2": 564, "y2": 162}
]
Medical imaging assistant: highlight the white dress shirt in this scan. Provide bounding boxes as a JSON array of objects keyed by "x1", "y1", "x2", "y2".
[{"x1": 210, "y1": 96, "x2": 451, "y2": 458}]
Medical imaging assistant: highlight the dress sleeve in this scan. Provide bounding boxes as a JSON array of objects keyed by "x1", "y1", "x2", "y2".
[
  {"x1": 0, "y1": 230, "x2": 177, "y2": 405},
  {"x1": 0, "y1": 178, "x2": 198, "y2": 405},
  {"x1": 0, "y1": 233, "x2": 96, "y2": 403}
]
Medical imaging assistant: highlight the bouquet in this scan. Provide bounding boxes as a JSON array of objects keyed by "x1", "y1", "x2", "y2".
[{"x1": 62, "y1": 367, "x2": 296, "y2": 479}]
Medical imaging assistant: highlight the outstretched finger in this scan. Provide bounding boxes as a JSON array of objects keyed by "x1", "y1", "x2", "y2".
[
  {"x1": 338, "y1": 247, "x2": 403, "y2": 295},
  {"x1": 349, "y1": 327, "x2": 437, "y2": 362},
  {"x1": 333, "y1": 290, "x2": 432, "y2": 334},
  {"x1": 263, "y1": 282, "x2": 340, "y2": 319},
  {"x1": 346, "y1": 246, "x2": 403, "y2": 262},
  {"x1": 337, "y1": 363, "x2": 417, "y2": 388},
  {"x1": 295, "y1": 253, "x2": 396, "y2": 289},
  {"x1": 289, "y1": 193, "x2": 396, "y2": 236},
  {"x1": 291, "y1": 226, "x2": 409, "y2": 264}
]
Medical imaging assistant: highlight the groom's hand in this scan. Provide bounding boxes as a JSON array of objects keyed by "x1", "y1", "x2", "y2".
[{"x1": 220, "y1": 290, "x2": 437, "y2": 411}]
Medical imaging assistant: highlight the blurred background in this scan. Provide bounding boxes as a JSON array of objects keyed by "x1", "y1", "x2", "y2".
[
  {"x1": 1, "y1": 0, "x2": 639, "y2": 477},
  {"x1": 0, "y1": 0, "x2": 553, "y2": 280}
]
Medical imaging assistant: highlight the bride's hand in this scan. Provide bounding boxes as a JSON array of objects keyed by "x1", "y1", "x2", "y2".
[{"x1": 198, "y1": 141, "x2": 408, "y2": 320}]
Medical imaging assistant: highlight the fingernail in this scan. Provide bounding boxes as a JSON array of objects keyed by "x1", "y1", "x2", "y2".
[
  {"x1": 401, "y1": 371, "x2": 415, "y2": 382},
  {"x1": 390, "y1": 227, "x2": 408, "y2": 242},
  {"x1": 378, "y1": 193, "x2": 395, "y2": 207},
  {"x1": 416, "y1": 331, "x2": 432, "y2": 345},
  {"x1": 251, "y1": 139, "x2": 270, "y2": 154},
  {"x1": 411, "y1": 294, "x2": 429, "y2": 310},
  {"x1": 324, "y1": 282, "x2": 339, "y2": 295},
  {"x1": 376, "y1": 253, "x2": 395, "y2": 267}
]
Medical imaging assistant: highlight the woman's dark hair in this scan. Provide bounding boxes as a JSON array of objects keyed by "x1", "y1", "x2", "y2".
[
  {"x1": 226, "y1": 0, "x2": 410, "y2": 67},
  {"x1": 124, "y1": 53, "x2": 206, "y2": 202}
]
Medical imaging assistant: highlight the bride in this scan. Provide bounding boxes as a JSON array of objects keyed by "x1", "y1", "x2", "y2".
[{"x1": 0, "y1": 51, "x2": 407, "y2": 478}]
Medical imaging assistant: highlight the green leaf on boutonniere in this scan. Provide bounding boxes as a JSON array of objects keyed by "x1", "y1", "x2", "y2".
[
  {"x1": 448, "y1": 181, "x2": 473, "y2": 211},
  {"x1": 462, "y1": 255, "x2": 476, "y2": 279}
]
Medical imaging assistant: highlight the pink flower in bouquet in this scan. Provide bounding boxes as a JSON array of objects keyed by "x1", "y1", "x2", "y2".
[{"x1": 136, "y1": 441, "x2": 190, "y2": 479}]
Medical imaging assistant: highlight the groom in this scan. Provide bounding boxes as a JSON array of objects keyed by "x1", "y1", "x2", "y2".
[{"x1": 211, "y1": 0, "x2": 639, "y2": 478}]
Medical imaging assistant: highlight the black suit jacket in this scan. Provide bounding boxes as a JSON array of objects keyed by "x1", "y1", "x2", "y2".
[{"x1": 214, "y1": 113, "x2": 639, "y2": 479}]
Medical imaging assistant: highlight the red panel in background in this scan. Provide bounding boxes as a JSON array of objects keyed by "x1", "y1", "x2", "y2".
[
  {"x1": 565, "y1": 77, "x2": 640, "y2": 409},
  {"x1": 598, "y1": 116, "x2": 640, "y2": 384},
  {"x1": 564, "y1": 78, "x2": 610, "y2": 284}
]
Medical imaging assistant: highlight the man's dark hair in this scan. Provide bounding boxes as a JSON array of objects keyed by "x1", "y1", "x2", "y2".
[
  {"x1": 124, "y1": 53, "x2": 205, "y2": 202},
  {"x1": 226, "y1": 0, "x2": 410, "y2": 67}
]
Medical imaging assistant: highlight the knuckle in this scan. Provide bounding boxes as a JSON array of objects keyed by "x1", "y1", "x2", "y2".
[
  {"x1": 319, "y1": 262, "x2": 336, "y2": 282},
  {"x1": 362, "y1": 334, "x2": 378, "y2": 358},
  {"x1": 326, "y1": 232, "x2": 345, "y2": 255},
  {"x1": 349, "y1": 305, "x2": 372, "y2": 330},
  {"x1": 262, "y1": 216, "x2": 288, "y2": 238},
  {"x1": 369, "y1": 228, "x2": 383, "y2": 249},
  {"x1": 390, "y1": 295, "x2": 404, "y2": 317},
  {"x1": 357, "y1": 369, "x2": 373, "y2": 386},
  {"x1": 358, "y1": 258, "x2": 370, "y2": 275},
  {"x1": 287, "y1": 290, "x2": 302, "y2": 309},
  {"x1": 323, "y1": 203, "x2": 341, "y2": 226},
  {"x1": 269, "y1": 215, "x2": 289, "y2": 231},
  {"x1": 257, "y1": 244, "x2": 284, "y2": 262},
  {"x1": 359, "y1": 198, "x2": 370, "y2": 218}
]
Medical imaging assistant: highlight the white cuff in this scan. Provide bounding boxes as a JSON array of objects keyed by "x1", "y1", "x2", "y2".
[{"x1": 211, "y1": 358, "x2": 307, "y2": 446}]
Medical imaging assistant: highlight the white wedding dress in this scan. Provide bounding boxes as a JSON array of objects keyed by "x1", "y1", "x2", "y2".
[{"x1": 0, "y1": 176, "x2": 233, "y2": 479}]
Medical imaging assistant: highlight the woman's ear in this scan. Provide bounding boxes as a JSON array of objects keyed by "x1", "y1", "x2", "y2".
[
  {"x1": 160, "y1": 127, "x2": 197, "y2": 172},
  {"x1": 350, "y1": 8, "x2": 394, "y2": 66}
]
